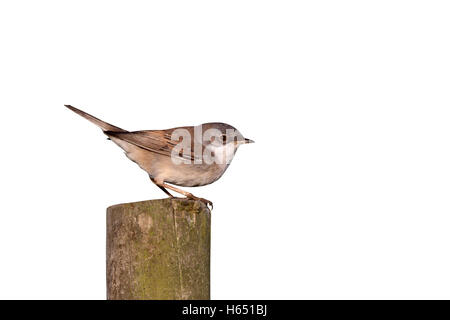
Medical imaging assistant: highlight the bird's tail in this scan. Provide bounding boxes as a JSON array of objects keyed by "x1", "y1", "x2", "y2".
[{"x1": 64, "y1": 105, "x2": 127, "y2": 132}]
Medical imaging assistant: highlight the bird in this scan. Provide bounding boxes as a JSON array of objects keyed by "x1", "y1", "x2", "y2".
[{"x1": 64, "y1": 105, "x2": 254, "y2": 208}]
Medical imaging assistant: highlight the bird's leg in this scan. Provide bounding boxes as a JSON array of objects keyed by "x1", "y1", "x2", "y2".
[
  {"x1": 156, "y1": 181, "x2": 213, "y2": 209},
  {"x1": 150, "y1": 176, "x2": 174, "y2": 198}
]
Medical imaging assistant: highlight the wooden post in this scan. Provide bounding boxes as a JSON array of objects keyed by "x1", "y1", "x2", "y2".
[{"x1": 106, "y1": 198, "x2": 211, "y2": 300}]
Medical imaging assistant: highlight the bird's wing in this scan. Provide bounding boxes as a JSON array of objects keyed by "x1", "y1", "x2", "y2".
[{"x1": 105, "y1": 130, "x2": 198, "y2": 161}]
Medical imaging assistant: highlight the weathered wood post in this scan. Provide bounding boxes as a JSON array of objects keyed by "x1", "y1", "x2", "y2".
[{"x1": 106, "y1": 198, "x2": 211, "y2": 300}]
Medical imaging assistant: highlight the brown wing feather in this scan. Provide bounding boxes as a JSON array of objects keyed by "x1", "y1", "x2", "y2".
[{"x1": 105, "y1": 130, "x2": 197, "y2": 161}]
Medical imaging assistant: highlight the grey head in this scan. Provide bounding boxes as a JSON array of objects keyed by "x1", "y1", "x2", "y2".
[
  {"x1": 174, "y1": 122, "x2": 254, "y2": 166},
  {"x1": 198, "y1": 122, "x2": 254, "y2": 146}
]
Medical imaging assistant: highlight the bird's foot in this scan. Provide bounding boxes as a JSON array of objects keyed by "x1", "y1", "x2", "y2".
[
  {"x1": 187, "y1": 194, "x2": 213, "y2": 210},
  {"x1": 199, "y1": 197, "x2": 213, "y2": 210}
]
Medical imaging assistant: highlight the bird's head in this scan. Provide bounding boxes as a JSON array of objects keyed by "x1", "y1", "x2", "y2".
[
  {"x1": 201, "y1": 122, "x2": 254, "y2": 147},
  {"x1": 199, "y1": 122, "x2": 254, "y2": 165}
]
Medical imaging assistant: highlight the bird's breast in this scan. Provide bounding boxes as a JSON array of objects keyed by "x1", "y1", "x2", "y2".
[
  {"x1": 146, "y1": 143, "x2": 237, "y2": 187},
  {"x1": 161, "y1": 161, "x2": 230, "y2": 187}
]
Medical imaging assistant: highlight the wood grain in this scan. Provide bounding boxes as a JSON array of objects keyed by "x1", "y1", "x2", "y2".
[{"x1": 106, "y1": 198, "x2": 211, "y2": 300}]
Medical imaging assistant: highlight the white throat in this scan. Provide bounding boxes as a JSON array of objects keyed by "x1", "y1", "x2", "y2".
[{"x1": 205, "y1": 142, "x2": 237, "y2": 165}]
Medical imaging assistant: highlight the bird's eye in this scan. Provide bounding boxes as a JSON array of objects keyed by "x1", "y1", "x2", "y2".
[{"x1": 222, "y1": 135, "x2": 227, "y2": 143}]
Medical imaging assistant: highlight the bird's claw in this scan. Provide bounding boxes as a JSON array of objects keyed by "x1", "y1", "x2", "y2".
[
  {"x1": 200, "y1": 198, "x2": 213, "y2": 210},
  {"x1": 188, "y1": 195, "x2": 213, "y2": 210},
  {"x1": 183, "y1": 192, "x2": 214, "y2": 210}
]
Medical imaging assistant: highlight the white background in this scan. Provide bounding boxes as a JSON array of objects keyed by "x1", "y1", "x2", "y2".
[{"x1": 0, "y1": 1, "x2": 449, "y2": 299}]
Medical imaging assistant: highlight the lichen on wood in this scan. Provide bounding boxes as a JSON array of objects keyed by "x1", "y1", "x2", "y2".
[{"x1": 106, "y1": 198, "x2": 211, "y2": 300}]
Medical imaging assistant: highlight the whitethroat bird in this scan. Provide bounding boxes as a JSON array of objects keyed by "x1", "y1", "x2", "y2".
[{"x1": 65, "y1": 105, "x2": 254, "y2": 208}]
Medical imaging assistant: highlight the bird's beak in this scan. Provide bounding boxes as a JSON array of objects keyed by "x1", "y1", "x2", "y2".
[{"x1": 244, "y1": 138, "x2": 255, "y2": 144}]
